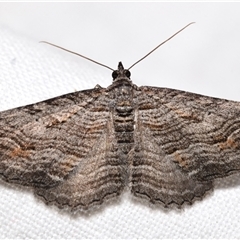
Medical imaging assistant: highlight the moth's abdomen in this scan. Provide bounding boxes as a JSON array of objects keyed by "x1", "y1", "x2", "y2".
[
  {"x1": 112, "y1": 84, "x2": 135, "y2": 154},
  {"x1": 114, "y1": 105, "x2": 135, "y2": 154}
]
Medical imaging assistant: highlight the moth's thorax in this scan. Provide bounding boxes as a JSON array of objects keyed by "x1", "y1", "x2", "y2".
[{"x1": 108, "y1": 78, "x2": 135, "y2": 157}]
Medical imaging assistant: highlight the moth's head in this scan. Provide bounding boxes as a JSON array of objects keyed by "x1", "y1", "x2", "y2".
[{"x1": 112, "y1": 62, "x2": 131, "y2": 81}]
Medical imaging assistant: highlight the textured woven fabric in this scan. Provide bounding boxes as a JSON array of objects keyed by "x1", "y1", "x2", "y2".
[{"x1": 0, "y1": 27, "x2": 240, "y2": 239}]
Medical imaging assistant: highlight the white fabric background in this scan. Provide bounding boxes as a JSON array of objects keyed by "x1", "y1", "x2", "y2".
[{"x1": 0, "y1": 2, "x2": 240, "y2": 239}]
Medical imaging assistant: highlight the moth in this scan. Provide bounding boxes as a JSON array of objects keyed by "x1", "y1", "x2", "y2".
[{"x1": 0, "y1": 23, "x2": 240, "y2": 212}]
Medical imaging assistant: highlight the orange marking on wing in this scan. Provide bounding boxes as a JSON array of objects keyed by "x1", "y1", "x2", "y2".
[
  {"x1": 173, "y1": 152, "x2": 188, "y2": 168},
  {"x1": 10, "y1": 147, "x2": 30, "y2": 158},
  {"x1": 218, "y1": 137, "x2": 238, "y2": 150}
]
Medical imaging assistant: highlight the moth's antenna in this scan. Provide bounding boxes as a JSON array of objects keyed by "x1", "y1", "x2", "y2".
[
  {"x1": 40, "y1": 41, "x2": 114, "y2": 71},
  {"x1": 128, "y1": 22, "x2": 195, "y2": 70},
  {"x1": 41, "y1": 22, "x2": 194, "y2": 72}
]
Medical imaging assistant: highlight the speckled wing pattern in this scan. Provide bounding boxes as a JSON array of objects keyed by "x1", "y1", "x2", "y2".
[
  {"x1": 0, "y1": 87, "x2": 126, "y2": 210},
  {"x1": 131, "y1": 86, "x2": 240, "y2": 206},
  {"x1": 0, "y1": 62, "x2": 240, "y2": 211}
]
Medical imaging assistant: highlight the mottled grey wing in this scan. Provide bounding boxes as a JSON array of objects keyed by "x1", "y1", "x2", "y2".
[
  {"x1": 131, "y1": 86, "x2": 240, "y2": 207},
  {"x1": 0, "y1": 88, "x2": 124, "y2": 211}
]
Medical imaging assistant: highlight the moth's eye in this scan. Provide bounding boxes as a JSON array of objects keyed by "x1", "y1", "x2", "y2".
[
  {"x1": 112, "y1": 70, "x2": 119, "y2": 79},
  {"x1": 124, "y1": 70, "x2": 131, "y2": 78}
]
